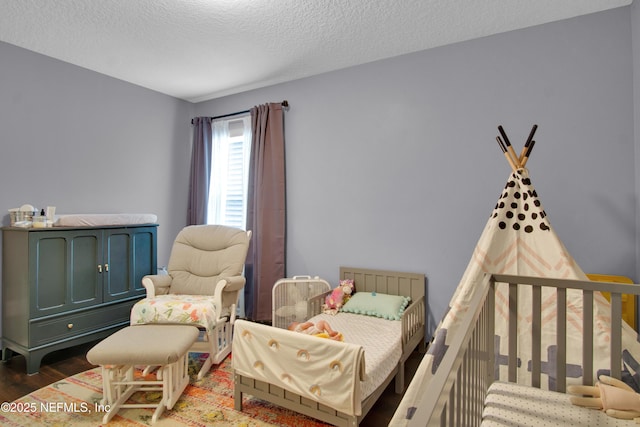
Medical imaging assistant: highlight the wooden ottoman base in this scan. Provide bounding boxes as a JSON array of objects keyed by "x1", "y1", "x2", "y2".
[{"x1": 86, "y1": 325, "x2": 199, "y2": 424}]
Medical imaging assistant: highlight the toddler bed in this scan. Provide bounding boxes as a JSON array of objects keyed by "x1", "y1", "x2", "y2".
[
  {"x1": 390, "y1": 273, "x2": 640, "y2": 426},
  {"x1": 233, "y1": 266, "x2": 426, "y2": 427}
]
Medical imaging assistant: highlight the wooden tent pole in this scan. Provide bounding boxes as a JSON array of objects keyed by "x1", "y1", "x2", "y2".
[
  {"x1": 496, "y1": 124, "x2": 538, "y2": 171},
  {"x1": 497, "y1": 137, "x2": 518, "y2": 172},
  {"x1": 498, "y1": 126, "x2": 522, "y2": 169},
  {"x1": 521, "y1": 140, "x2": 536, "y2": 168},
  {"x1": 518, "y1": 124, "x2": 538, "y2": 164}
]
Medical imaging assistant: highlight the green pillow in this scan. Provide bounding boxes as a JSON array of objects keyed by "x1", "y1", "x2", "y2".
[{"x1": 341, "y1": 291, "x2": 411, "y2": 320}]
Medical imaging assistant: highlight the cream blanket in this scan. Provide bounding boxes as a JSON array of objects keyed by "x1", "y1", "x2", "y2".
[{"x1": 233, "y1": 319, "x2": 366, "y2": 416}]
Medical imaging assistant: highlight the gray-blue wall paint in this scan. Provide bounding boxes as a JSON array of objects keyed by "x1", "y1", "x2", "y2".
[
  {"x1": 196, "y1": 7, "x2": 635, "y2": 334},
  {"x1": 0, "y1": 6, "x2": 635, "y2": 338},
  {"x1": 0, "y1": 41, "x2": 194, "y2": 276}
]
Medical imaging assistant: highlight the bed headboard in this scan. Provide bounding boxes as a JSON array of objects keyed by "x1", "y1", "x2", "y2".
[{"x1": 340, "y1": 266, "x2": 425, "y2": 304}]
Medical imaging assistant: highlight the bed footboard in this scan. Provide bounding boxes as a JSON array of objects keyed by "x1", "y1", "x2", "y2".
[{"x1": 233, "y1": 319, "x2": 365, "y2": 419}]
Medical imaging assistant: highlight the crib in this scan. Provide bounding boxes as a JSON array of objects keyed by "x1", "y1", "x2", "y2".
[{"x1": 391, "y1": 273, "x2": 640, "y2": 426}]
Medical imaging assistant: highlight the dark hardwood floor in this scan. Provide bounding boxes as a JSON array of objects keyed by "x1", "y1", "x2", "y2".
[
  {"x1": 0, "y1": 341, "x2": 98, "y2": 404},
  {"x1": 0, "y1": 342, "x2": 425, "y2": 426}
]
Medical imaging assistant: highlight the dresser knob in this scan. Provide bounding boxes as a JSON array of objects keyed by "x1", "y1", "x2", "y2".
[{"x1": 67, "y1": 323, "x2": 73, "y2": 329}]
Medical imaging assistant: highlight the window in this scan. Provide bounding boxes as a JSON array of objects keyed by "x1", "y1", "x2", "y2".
[{"x1": 207, "y1": 115, "x2": 252, "y2": 229}]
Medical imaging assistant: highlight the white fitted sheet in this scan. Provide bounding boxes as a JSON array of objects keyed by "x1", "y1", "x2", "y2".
[
  {"x1": 309, "y1": 312, "x2": 402, "y2": 399},
  {"x1": 482, "y1": 382, "x2": 632, "y2": 427}
]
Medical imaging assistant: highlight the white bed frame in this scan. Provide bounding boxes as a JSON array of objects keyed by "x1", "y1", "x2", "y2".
[
  {"x1": 398, "y1": 272, "x2": 640, "y2": 426},
  {"x1": 234, "y1": 266, "x2": 426, "y2": 427}
]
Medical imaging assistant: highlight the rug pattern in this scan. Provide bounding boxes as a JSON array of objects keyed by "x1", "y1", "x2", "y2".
[{"x1": 1, "y1": 354, "x2": 330, "y2": 426}]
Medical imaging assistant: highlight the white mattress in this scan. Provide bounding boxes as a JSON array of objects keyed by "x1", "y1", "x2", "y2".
[
  {"x1": 482, "y1": 382, "x2": 632, "y2": 426},
  {"x1": 55, "y1": 213, "x2": 157, "y2": 227},
  {"x1": 309, "y1": 312, "x2": 402, "y2": 399}
]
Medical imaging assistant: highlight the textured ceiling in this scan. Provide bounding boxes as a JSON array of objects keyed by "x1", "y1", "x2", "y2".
[{"x1": 0, "y1": 0, "x2": 632, "y2": 102}]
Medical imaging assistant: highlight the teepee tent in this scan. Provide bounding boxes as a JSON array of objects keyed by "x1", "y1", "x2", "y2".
[{"x1": 392, "y1": 125, "x2": 640, "y2": 423}]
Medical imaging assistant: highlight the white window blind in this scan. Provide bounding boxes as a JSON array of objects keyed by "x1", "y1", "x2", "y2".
[{"x1": 207, "y1": 115, "x2": 251, "y2": 229}]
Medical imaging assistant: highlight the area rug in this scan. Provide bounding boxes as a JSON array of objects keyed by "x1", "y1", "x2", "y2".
[{"x1": 0, "y1": 353, "x2": 330, "y2": 426}]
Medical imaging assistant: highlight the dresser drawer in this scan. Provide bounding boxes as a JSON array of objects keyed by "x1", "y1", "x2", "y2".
[{"x1": 29, "y1": 300, "x2": 137, "y2": 347}]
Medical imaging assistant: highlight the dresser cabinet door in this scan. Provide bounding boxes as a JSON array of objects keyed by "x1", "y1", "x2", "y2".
[
  {"x1": 29, "y1": 230, "x2": 101, "y2": 318},
  {"x1": 102, "y1": 226, "x2": 155, "y2": 302}
]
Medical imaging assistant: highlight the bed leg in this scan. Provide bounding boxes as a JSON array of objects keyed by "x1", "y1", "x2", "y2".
[
  {"x1": 395, "y1": 361, "x2": 405, "y2": 394},
  {"x1": 234, "y1": 392, "x2": 242, "y2": 411},
  {"x1": 234, "y1": 375, "x2": 243, "y2": 411}
]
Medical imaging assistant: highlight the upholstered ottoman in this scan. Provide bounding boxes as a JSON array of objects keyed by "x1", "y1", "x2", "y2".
[{"x1": 86, "y1": 324, "x2": 199, "y2": 424}]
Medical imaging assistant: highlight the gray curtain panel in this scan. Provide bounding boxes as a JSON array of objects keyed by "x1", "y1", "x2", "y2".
[
  {"x1": 245, "y1": 103, "x2": 286, "y2": 321},
  {"x1": 187, "y1": 117, "x2": 212, "y2": 225}
]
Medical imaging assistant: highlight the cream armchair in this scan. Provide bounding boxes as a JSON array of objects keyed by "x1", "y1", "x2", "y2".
[{"x1": 131, "y1": 224, "x2": 251, "y2": 379}]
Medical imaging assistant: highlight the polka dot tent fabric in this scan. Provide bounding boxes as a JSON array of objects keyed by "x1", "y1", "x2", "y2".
[
  {"x1": 492, "y1": 174, "x2": 549, "y2": 233},
  {"x1": 391, "y1": 169, "x2": 640, "y2": 426}
]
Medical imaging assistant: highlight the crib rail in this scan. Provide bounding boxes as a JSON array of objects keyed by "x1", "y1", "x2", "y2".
[
  {"x1": 413, "y1": 273, "x2": 493, "y2": 427},
  {"x1": 416, "y1": 273, "x2": 640, "y2": 427},
  {"x1": 492, "y1": 273, "x2": 640, "y2": 391}
]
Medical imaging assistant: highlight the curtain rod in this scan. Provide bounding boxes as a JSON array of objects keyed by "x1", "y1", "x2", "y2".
[{"x1": 191, "y1": 100, "x2": 289, "y2": 124}]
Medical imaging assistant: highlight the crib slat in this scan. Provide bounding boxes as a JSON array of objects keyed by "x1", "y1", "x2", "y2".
[
  {"x1": 455, "y1": 368, "x2": 461, "y2": 426},
  {"x1": 447, "y1": 382, "x2": 453, "y2": 427},
  {"x1": 474, "y1": 325, "x2": 480, "y2": 427},
  {"x1": 441, "y1": 390, "x2": 447, "y2": 426},
  {"x1": 610, "y1": 293, "x2": 622, "y2": 380},
  {"x1": 508, "y1": 282, "x2": 518, "y2": 382},
  {"x1": 556, "y1": 288, "x2": 567, "y2": 392},
  {"x1": 462, "y1": 351, "x2": 469, "y2": 426},
  {"x1": 531, "y1": 285, "x2": 541, "y2": 388},
  {"x1": 488, "y1": 280, "x2": 495, "y2": 385},
  {"x1": 583, "y1": 289, "x2": 594, "y2": 386}
]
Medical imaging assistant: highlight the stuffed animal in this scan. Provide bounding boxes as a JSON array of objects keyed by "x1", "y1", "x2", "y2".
[
  {"x1": 568, "y1": 375, "x2": 640, "y2": 421},
  {"x1": 340, "y1": 279, "x2": 355, "y2": 304},
  {"x1": 323, "y1": 279, "x2": 356, "y2": 315},
  {"x1": 325, "y1": 287, "x2": 344, "y2": 310}
]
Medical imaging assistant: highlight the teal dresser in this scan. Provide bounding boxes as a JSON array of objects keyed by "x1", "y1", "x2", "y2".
[{"x1": 1, "y1": 224, "x2": 157, "y2": 374}]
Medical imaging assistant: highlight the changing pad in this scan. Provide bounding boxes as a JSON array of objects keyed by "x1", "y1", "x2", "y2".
[{"x1": 55, "y1": 213, "x2": 157, "y2": 227}]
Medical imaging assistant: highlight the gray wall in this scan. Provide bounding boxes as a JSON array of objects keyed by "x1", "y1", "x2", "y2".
[
  {"x1": 197, "y1": 6, "x2": 635, "y2": 333},
  {"x1": 0, "y1": 41, "x2": 194, "y2": 288},
  {"x1": 0, "y1": 6, "x2": 636, "y2": 338}
]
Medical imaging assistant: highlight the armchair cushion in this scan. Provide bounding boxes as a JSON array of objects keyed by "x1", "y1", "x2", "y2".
[
  {"x1": 167, "y1": 225, "x2": 250, "y2": 296},
  {"x1": 130, "y1": 294, "x2": 220, "y2": 331}
]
